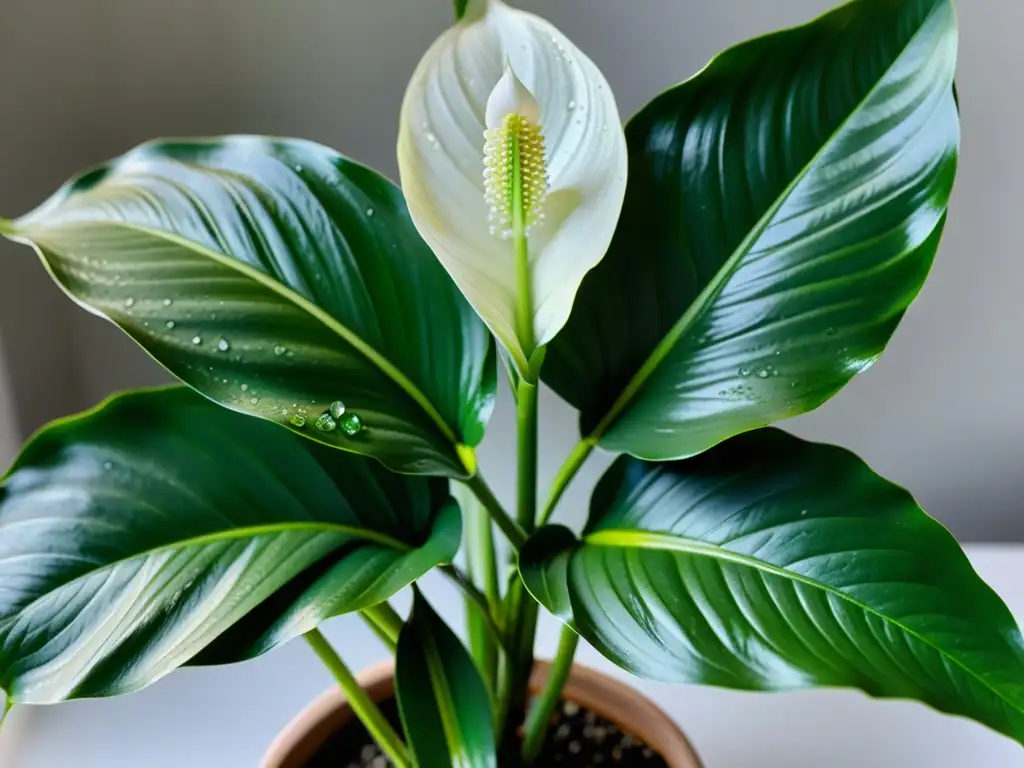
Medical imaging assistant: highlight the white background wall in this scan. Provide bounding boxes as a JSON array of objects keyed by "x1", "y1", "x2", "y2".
[
  {"x1": 0, "y1": 0, "x2": 1021, "y2": 543},
  {"x1": 0, "y1": 334, "x2": 17, "y2": 470}
]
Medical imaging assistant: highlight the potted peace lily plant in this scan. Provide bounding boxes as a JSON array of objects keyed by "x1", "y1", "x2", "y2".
[{"x1": 0, "y1": 0, "x2": 1018, "y2": 765}]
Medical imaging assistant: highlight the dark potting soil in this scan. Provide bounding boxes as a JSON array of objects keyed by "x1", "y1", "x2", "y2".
[{"x1": 307, "y1": 698, "x2": 670, "y2": 767}]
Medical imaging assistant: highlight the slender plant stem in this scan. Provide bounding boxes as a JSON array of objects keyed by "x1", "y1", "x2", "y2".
[
  {"x1": 497, "y1": 376, "x2": 542, "y2": 746},
  {"x1": 441, "y1": 565, "x2": 505, "y2": 649},
  {"x1": 359, "y1": 613, "x2": 396, "y2": 652},
  {"x1": 521, "y1": 625, "x2": 580, "y2": 764},
  {"x1": 304, "y1": 629, "x2": 411, "y2": 768},
  {"x1": 467, "y1": 510, "x2": 501, "y2": 610},
  {"x1": 464, "y1": 473, "x2": 526, "y2": 550},
  {"x1": 537, "y1": 438, "x2": 597, "y2": 527},
  {"x1": 0, "y1": 219, "x2": 13, "y2": 236},
  {"x1": 462, "y1": 490, "x2": 501, "y2": 694},
  {"x1": 516, "y1": 381, "x2": 539, "y2": 535},
  {"x1": 360, "y1": 603, "x2": 404, "y2": 652},
  {"x1": 494, "y1": 577, "x2": 527, "y2": 734}
]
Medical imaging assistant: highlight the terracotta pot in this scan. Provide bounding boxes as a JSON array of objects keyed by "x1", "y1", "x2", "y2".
[{"x1": 262, "y1": 660, "x2": 703, "y2": 767}]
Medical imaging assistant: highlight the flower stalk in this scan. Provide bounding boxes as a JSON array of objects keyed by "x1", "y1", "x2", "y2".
[{"x1": 304, "y1": 629, "x2": 411, "y2": 768}]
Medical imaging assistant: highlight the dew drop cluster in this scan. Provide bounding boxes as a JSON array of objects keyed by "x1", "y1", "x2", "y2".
[{"x1": 290, "y1": 399, "x2": 363, "y2": 437}]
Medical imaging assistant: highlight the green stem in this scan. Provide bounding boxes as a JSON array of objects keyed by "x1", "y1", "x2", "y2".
[
  {"x1": 462, "y1": 493, "x2": 501, "y2": 694},
  {"x1": 522, "y1": 625, "x2": 580, "y2": 764},
  {"x1": 441, "y1": 564, "x2": 505, "y2": 650},
  {"x1": 516, "y1": 380, "x2": 539, "y2": 536},
  {"x1": 464, "y1": 473, "x2": 526, "y2": 550},
  {"x1": 359, "y1": 613, "x2": 395, "y2": 652},
  {"x1": 360, "y1": 602, "x2": 404, "y2": 652},
  {"x1": 497, "y1": 376, "x2": 542, "y2": 746},
  {"x1": 463, "y1": 498, "x2": 500, "y2": 609},
  {"x1": 0, "y1": 219, "x2": 13, "y2": 237},
  {"x1": 537, "y1": 438, "x2": 597, "y2": 527},
  {"x1": 304, "y1": 629, "x2": 411, "y2": 768}
]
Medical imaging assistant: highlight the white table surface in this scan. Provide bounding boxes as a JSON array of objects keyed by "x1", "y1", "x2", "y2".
[{"x1": 3, "y1": 544, "x2": 1024, "y2": 767}]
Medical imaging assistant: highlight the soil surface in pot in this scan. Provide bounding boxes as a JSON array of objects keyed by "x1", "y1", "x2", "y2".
[{"x1": 307, "y1": 698, "x2": 669, "y2": 767}]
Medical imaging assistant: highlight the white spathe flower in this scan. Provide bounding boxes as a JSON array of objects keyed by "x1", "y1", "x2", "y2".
[{"x1": 398, "y1": 0, "x2": 628, "y2": 375}]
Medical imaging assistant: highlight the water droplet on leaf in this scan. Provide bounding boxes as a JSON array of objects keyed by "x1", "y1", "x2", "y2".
[
  {"x1": 329, "y1": 400, "x2": 346, "y2": 419},
  {"x1": 340, "y1": 412, "x2": 363, "y2": 436},
  {"x1": 192, "y1": 336, "x2": 203, "y2": 346},
  {"x1": 274, "y1": 345, "x2": 287, "y2": 356},
  {"x1": 125, "y1": 297, "x2": 135, "y2": 308},
  {"x1": 165, "y1": 320, "x2": 176, "y2": 329},
  {"x1": 315, "y1": 413, "x2": 337, "y2": 432},
  {"x1": 217, "y1": 338, "x2": 230, "y2": 352},
  {"x1": 290, "y1": 415, "x2": 306, "y2": 428}
]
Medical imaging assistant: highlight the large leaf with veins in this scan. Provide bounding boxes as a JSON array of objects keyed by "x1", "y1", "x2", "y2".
[
  {"x1": 544, "y1": 0, "x2": 959, "y2": 460},
  {"x1": 521, "y1": 429, "x2": 1024, "y2": 745},
  {"x1": 0, "y1": 388, "x2": 459, "y2": 704},
  {"x1": 4, "y1": 137, "x2": 495, "y2": 477}
]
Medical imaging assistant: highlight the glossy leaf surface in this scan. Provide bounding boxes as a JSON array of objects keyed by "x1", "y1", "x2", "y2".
[
  {"x1": 0, "y1": 388, "x2": 459, "y2": 704},
  {"x1": 396, "y1": 590, "x2": 496, "y2": 768},
  {"x1": 5, "y1": 137, "x2": 495, "y2": 477},
  {"x1": 521, "y1": 429, "x2": 1024, "y2": 744},
  {"x1": 543, "y1": 0, "x2": 959, "y2": 459}
]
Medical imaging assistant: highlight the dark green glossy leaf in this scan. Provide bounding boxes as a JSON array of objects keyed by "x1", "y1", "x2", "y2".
[
  {"x1": 0, "y1": 388, "x2": 459, "y2": 704},
  {"x1": 521, "y1": 429, "x2": 1024, "y2": 744},
  {"x1": 544, "y1": 0, "x2": 959, "y2": 460},
  {"x1": 396, "y1": 590, "x2": 496, "y2": 768},
  {"x1": 4, "y1": 137, "x2": 495, "y2": 477},
  {"x1": 518, "y1": 524, "x2": 575, "y2": 626}
]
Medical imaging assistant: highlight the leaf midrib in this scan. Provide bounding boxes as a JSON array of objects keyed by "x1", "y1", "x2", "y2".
[
  {"x1": 584, "y1": 527, "x2": 1023, "y2": 714},
  {"x1": 586, "y1": 0, "x2": 952, "y2": 443},
  {"x1": 421, "y1": 626, "x2": 472, "y2": 768},
  {"x1": 0, "y1": 520, "x2": 410, "y2": 635},
  {"x1": 13, "y1": 218, "x2": 462, "y2": 451}
]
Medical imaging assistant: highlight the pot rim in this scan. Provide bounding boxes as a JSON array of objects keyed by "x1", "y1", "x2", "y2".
[{"x1": 261, "y1": 660, "x2": 703, "y2": 768}]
